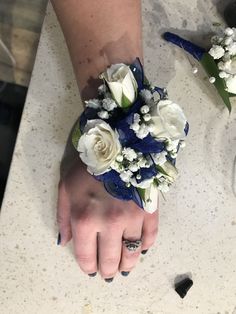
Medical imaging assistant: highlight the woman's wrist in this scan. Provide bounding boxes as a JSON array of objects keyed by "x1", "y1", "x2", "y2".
[
  {"x1": 51, "y1": 0, "x2": 143, "y2": 103},
  {"x1": 76, "y1": 53, "x2": 143, "y2": 101}
]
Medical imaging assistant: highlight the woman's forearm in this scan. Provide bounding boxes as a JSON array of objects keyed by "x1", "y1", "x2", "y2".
[{"x1": 51, "y1": 0, "x2": 143, "y2": 100}]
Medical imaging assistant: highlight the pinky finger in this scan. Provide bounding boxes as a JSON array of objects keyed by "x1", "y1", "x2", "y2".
[
  {"x1": 57, "y1": 180, "x2": 72, "y2": 246},
  {"x1": 141, "y1": 210, "x2": 159, "y2": 252}
]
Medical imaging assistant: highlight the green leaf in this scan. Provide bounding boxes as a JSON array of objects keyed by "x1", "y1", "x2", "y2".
[
  {"x1": 121, "y1": 93, "x2": 132, "y2": 108},
  {"x1": 72, "y1": 122, "x2": 81, "y2": 149},
  {"x1": 137, "y1": 188, "x2": 146, "y2": 201},
  {"x1": 200, "y1": 53, "x2": 232, "y2": 112},
  {"x1": 156, "y1": 164, "x2": 169, "y2": 177},
  {"x1": 143, "y1": 75, "x2": 151, "y2": 87},
  {"x1": 153, "y1": 178, "x2": 159, "y2": 187}
]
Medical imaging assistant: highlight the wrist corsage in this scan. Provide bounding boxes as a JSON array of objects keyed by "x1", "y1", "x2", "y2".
[
  {"x1": 164, "y1": 27, "x2": 236, "y2": 112},
  {"x1": 72, "y1": 58, "x2": 189, "y2": 213}
]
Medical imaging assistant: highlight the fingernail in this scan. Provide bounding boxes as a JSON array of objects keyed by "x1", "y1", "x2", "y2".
[
  {"x1": 121, "y1": 271, "x2": 130, "y2": 277},
  {"x1": 57, "y1": 233, "x2": 61, "y2": 245},
  {"x1": 88, "y1": 272, "x2": 97, "y2": 277},
  {"x1": 104, "y1": 277, "x2": 113, "y2": 283},
  {"x1": 141, "y1": 249, "x2": 148, "y2": 255}
]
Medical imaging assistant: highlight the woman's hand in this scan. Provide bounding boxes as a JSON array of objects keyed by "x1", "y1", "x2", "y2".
[{"x1": 57, "y1": 147, "x2": 159, "y2": 280}]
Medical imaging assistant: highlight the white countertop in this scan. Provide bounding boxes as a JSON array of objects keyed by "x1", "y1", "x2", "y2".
[{"x1": 0, "y1": 1, "x2": 236, "y2": 313}]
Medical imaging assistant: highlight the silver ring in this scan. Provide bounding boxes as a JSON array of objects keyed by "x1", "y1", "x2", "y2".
[{"x1": 123, "y1": 239, "x2": 142, "y2": 252}]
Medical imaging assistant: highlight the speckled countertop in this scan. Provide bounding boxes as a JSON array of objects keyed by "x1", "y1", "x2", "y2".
[{"x1": 0, "y1": 1, "x2": 236, "y2": 313}]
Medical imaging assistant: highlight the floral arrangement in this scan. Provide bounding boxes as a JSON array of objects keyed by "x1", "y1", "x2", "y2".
[
  {"x1": 164, "y1": 27, "x2": 236, "y2": 112},
  {"x1": 72, "y1": 59, "x2": 188, "y2": 213}
]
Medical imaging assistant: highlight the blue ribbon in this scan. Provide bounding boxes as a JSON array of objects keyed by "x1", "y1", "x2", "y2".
[{"x1": 163, "y1": 32, "x2": 206, "y2": 61}]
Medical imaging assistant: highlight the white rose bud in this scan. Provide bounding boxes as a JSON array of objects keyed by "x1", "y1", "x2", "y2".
[
  {"x1": 100, "y1": 63, "x2": 138, "y2": 108},
  {"x1": 150, "y1": 100, "x2": 187, "y2": 141},
  {"x1": 77, "y1": 120, "x2": 121, "y2": 175}
]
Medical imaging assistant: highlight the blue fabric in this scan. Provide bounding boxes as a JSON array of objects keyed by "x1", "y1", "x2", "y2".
[
  {"x1": 80, "y1": 107, "x2": 98, "y2": 132},
  {"x1": 163, "y1": 32, "x2": 205, "y2": 61},
  {"x1": 129, "y1": 58, "x2": 144, "y2": 91},
  {"x1": 130, "y1": 134, "x2": 165, "y2": 153},
  {"x1": 154, "y1": 87, "x2": 168, "y2": 100},
  {"x1": 137, "y1": 163, "x2": 158, "y2": 184},
  {"x1": 184, "y1": 122, "x2": 189, "y2": 135}
]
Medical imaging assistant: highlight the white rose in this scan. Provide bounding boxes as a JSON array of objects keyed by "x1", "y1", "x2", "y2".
[
  {"x1": 150, "y1": 100, "x2": 187, "y2": 141},
  {"x1": 77, "y1": 119, "x2": 121, "y2": 175},
  {"x1": 209, "y1": 45, "x2": 225, "y2": 59},
  {"x1": 225, "y1": 75, "x2": 236, "y2": 94},
  {"x1": 100, "y1": 63, "x2": 138, "y2": 108}
]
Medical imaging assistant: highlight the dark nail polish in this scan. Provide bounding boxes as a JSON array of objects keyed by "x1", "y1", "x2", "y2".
[
  {"x1": 121, "y1": 271, "x2": 130, "y2": 277},
  {"x1": 175, "y1": 277, "x2": 193, "y2": 298},
  {"x1": 105, "y1": 277, "x2": 113, "y2": 283},
  {"x1": 88, "y1": 272, "x2": 97, "y2": 277},
  {"x1": 57, "y1": 233, "x2": 61, "y2": 245},
  {"x1": 141, "y1": 249, "x2": 148, "y2": 255}
]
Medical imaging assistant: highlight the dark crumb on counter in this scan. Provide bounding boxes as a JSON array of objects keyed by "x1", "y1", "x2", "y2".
[{"x1": 175, "y1": 277, "x2": 193, "y2": 298}]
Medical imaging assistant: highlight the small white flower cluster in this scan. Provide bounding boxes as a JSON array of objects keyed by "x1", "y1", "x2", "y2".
[
  {"x1": 110, "y1": 147, "x2": 152, "y2": 187},
  {"x1": 85, "y1": 85, "x2": 118, "y2": 119},
  {"x1": 130, "y1": 89, "x2": 155, "y2": 139},
  {"x1": 209, "y1": 27, "x2": 236, "y2": 94},
  {"x1": 110, "y1": 143, "x2": 181, "y2": 193}
]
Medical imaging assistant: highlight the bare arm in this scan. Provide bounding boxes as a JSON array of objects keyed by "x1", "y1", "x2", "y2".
[{"x1": 51, "y1": 0, "x2": 143, "y2": 99}]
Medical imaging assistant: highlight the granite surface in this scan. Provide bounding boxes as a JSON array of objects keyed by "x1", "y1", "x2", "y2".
[{"x1": 0, "y1": 1, "x2": 236, "y2": 313}]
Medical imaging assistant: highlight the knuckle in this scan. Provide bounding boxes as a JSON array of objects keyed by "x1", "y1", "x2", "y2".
[
  {"x1": 124, "y1": 251, "x2": 140, "y2": 259},
  {"x1": 72, "y1": 208, "x2": 92, "y2": 225},
  {"x1": 75, "y1": 253, "x2": 94, "y2": 266},
  {"x1": 144, "y1": 239, "x2": 155, "y2": 248},
  {"x1": 146, "y1": 227, "x2": 158, "y2": 239},
  {"x1": 101, "y1": 257, "x2": 120, "y2": 266},
  {"x1": 107, "y1": 213, "x2": 123, "y2": 228}
]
